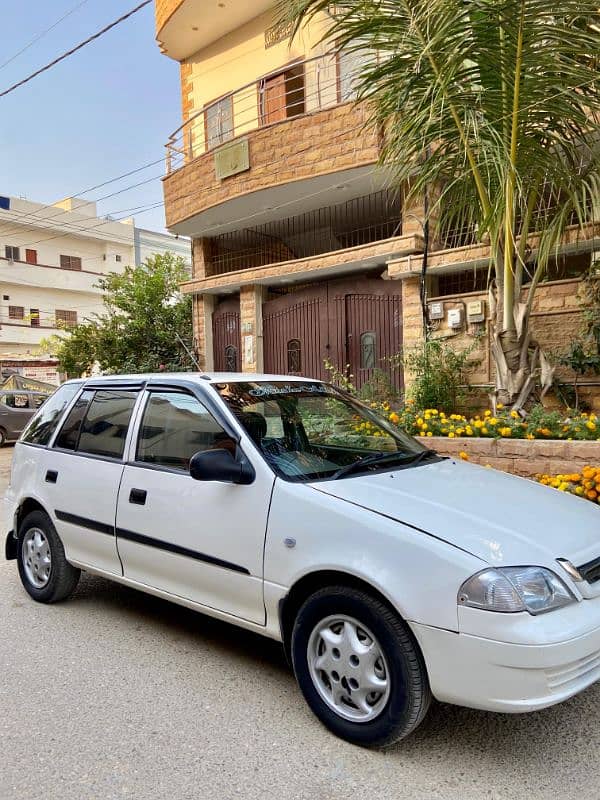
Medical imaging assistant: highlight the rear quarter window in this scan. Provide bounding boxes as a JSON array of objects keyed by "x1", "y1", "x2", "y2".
[{"x1": 20, "y1": 383, "x2": 81, "y2": 445}]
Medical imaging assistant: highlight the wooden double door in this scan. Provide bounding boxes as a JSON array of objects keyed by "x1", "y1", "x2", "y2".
[{"x1": 262, "y1": 278, "x2": 403, "y2": 391}]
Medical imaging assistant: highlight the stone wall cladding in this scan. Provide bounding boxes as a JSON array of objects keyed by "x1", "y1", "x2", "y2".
[
  {"x1": 431, "y1": 436, "x2": 600, "y2": 478},
  {"x1": 164, "y1": 103, "x2": 380, "y2": 228},
  {"x1": 155, "y1": 0, "x2": 185, "y2": 36}
]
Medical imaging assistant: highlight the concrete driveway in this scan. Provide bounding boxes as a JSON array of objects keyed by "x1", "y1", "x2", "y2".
[{"x1": 1, "y1": 445, "x2": 599, "y2": 800}]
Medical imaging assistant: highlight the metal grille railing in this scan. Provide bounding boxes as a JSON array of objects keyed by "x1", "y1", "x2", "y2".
[
  {"x1": 206, "y1": 190, "x2": 402, "y2": 275},
  {"x1": 165, "y1": 51, "x2": 362, "y2": 174}
]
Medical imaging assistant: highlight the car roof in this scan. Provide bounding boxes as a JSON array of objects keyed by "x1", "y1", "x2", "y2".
[{"x1": 67, "y1": 372, "x2": 322, "y2": 387}]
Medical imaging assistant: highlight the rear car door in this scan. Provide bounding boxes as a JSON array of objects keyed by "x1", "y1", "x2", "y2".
[
  {"x1": 48, "y1": 388, "x2": 139, "y2": 574},
  {"x1": 115, "y1": 387, "x2": 274, "y2": 624}
]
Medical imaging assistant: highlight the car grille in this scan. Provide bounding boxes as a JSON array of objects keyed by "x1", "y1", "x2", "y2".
[
  {"x1": 577, "y1": 556, "x2": 600, "y2": 585},
  {"x1": 546, "y1": 648, "x2": 600, "y2": 692}
]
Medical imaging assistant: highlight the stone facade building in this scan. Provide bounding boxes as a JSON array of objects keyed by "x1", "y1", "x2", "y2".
[{"x1": 156, "y1": 1, "x2": 599, "y2": 402}]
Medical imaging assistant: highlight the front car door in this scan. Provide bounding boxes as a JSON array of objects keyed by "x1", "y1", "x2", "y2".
[{"x1": 115, "y1": 386, "x2": 274, "y2": 625}]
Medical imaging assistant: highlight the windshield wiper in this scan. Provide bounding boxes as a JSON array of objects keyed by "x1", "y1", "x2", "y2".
[{"x1": 331, "y1": 449, "x2": 439, "y2": 480}]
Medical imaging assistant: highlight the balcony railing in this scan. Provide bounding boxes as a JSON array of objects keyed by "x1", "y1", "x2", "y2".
[{"x1": 165, "y1": 51, "x2": 362, "y2": 174}]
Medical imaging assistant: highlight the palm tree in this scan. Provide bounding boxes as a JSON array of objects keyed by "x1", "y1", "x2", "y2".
[{"x1": 282, "y1": 0, "x2": 600, "y2": 408}]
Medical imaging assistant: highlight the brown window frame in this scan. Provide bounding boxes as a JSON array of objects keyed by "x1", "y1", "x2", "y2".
[
  {"x1": 60, "y1": 254, "x2": 82, "y2": 271},
  {"x1": 258, "y1": 60, "x2": 305, "y2": 127},
  {"x1": 55, "y1": 309, "x2": 78, "y2": 328},
  {"x1": 8, "y1": 305, "x2": 24, "y2": 321},
  {"x1": 5, "y1": 245, "x2": 20, "y2": 261}
]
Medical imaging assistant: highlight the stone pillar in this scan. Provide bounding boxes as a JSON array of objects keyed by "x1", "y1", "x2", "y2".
[
  {"x1": 401, "y1": 276, "x2": 425, "y2": 394},
  {"x1": 192, "y1": 293, "x2": 215, "y2": 371},
  {"x1": 240, "y1": 285, "x2": 265, "y2": 373},
  {"x1": 192, "y1": 237, "x2": 212, "y2": 279}
]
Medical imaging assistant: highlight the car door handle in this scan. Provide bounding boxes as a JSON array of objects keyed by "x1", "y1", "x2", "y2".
[
  {"x1": 129, "y1": 488, "x2": 147, "y2": 505},
  {"x1": 45, "y1": 470, "x2": 58, "y2": 484}
]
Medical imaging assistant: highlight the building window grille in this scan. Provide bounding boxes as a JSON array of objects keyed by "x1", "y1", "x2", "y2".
[
  {"x1": 287, "y1": 339, "x2": 302, "y2": 373},
  {"x1": 30, "y1": 308, "x2": 40, "y2": 327},
  {"x1": 60, "y1": 254, "x2": 82, "y2": 271},
  {"x1": 55, "y1": 309, "x2": 78, "y2": 328},
  {"x1": 360, "y1": 332, "x2": 376, "y2": 369},
  {"x1": 224, "y1": 345, "x2": 238, "y2": 372},
  {"x1": 264, "y1": 19, "x2": 293, "y2": 49},
  {"x1": 8, "y1": 306, "x2": 24, "y2": 320},
  {"x1": 5, "y1": 245, "x2": 20, "y2": 261}
]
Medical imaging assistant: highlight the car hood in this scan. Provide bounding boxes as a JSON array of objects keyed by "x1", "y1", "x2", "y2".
[{"x1": 310, "y1": 459, "x2": 600, "y2": 567}]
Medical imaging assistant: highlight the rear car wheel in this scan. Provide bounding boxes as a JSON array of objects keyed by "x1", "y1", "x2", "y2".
[
  {"x1": 0, "y1": 428, "x2": 6, "y2": 447},
  {"x1": 291, "y1": 586, "x2": 431, "y2": 747},
  {"x1": 17, "y1": 510, "x2": 80, "y2": 603}
]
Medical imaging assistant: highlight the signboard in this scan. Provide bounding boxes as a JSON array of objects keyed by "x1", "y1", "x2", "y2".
[{"x1": 214, "y1": 138, "x2": 250, "y2": 181}]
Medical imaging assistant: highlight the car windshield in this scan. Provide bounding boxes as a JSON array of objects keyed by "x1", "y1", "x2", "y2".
[{"x1": 214, "y1": 381, "x2": 434, "y2": 482}]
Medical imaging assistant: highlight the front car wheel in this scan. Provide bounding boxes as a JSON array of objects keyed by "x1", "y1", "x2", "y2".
[{"x1": 291, "y1": 586, "x2": 431, "y2": 747}]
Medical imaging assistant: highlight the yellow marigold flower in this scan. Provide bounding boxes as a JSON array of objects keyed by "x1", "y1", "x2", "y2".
[
  {"x1": 526, "y1": 433, "x2": 535, "y2": 440},
  {"x1": 497, "y1": 403, "x2": 504, "y2": 410},
  {"x1": 575, "y1": 486, "x2": 585, "y2": 496},
  {"x1": 417, "y1": 417, "x2": 424, "y2": 426},
  {"x1": 586, "y1": 421, "x2": 596, "y2": 431},
  {"x1": 484, "y1": 410, "x2": 491, "y2": 417},
  {"x1": 489, "y1": 418, "x2": 498, "y2": 426},
  {"x1": 448, "y1": 432, "x2": 455, "y2": 438},
  {"x1": 499, "y1": 427, "x2": 512, "y2": 437},
  {"x1": 474, "y1": 420, "x2": 483, "y2": 429},
  {"x1": 510, "y1": 410, "x2": 519, "y2": 419},
  {"x1": 427, "y1": 431, "x2": 433, "y2": 437},
  {"x1": 421, "y1": 423, "x2": 428, "y2": 431},
  {"x1": 466, "y1": 426, "x2": 473, "y2": 436},
  {"x1": 481, "y1": 427, "x2": 489, "y2": 435},
  {"x1": 459, "y1": 451, "x2": 469, "y2": 460},
  {"x1": 389, "y1": 412, "x2": 400, "y2": 424}
]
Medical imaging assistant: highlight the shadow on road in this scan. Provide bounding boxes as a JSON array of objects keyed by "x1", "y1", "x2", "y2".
[{"x1": 70, "y1": 570, "x2": 600, "y2": 770}]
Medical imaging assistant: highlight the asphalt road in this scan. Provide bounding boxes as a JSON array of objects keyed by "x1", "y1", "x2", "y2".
[{"x1": 1, "y1": 445, "x2": 599, "y2": 800}]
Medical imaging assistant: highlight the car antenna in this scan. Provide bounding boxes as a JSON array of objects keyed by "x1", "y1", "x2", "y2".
[{"x1": 175, "y1": 333, "x2": 209, "y2": 377}]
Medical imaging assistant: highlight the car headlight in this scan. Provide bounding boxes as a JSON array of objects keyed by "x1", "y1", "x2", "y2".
[{"x1": 458, "y1": 566, "x2": 576, "y2": 615}]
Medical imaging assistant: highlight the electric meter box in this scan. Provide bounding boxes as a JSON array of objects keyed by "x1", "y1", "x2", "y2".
[
  {"x1": 467, "y1": 300, "x2": 485, "y2": 323},
  {"x1": 428, "y1": 301, "x2": 444, "y2": 321},
  {"x1": 447, "y1": 308, "x2": 463, "y2": 329}
]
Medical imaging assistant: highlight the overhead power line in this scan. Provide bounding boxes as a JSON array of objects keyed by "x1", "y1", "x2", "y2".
[
  {"x1": 0, "y1": 0, "x2": 92, "y2": 72},
  {"x1": 0, "y1": 0, "x2": 152, "y2": 99}
]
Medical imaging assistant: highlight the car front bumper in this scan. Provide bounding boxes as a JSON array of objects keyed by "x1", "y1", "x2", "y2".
[{"x1": 411, "y1": 607, "x2": 600, "y2": 713}]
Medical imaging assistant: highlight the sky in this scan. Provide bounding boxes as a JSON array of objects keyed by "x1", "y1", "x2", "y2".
[{"x1": 0, "y1": 0, "x2": 181, "y2": 232}]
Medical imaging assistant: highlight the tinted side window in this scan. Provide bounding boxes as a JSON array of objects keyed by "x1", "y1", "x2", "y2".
[
  {"x1": 77, "y1": 391, "x2": 137, "y2": 458},
  {"x1": 136, "y1": 391, "x2": 233, "y2": 471},
  {"x1": 54, "y1": 391, "x2": 94, "y2": 451},
  {"x1": 21, "y1": 383, "x2": 81, "y2": 445}
]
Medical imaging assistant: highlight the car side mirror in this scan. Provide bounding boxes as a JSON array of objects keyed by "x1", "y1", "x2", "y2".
[{"x1": 189, "y1": 448, "x2": 255, "y2": 485}]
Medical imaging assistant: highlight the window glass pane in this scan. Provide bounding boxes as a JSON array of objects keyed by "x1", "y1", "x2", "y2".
[
  {"x1": 206, "y1": 97, "x2": 233, "y2": 149},
  {"x1": 21, "y1": 383, "x2": 81, "y2": 445},
  {"x1": 360, "y1": 332, "x2": 376, "y2": 369},
  {"x1": 136, "y1": 391, "x2": 233, "y2": 471},
  {"x1": 77, "y1": 391, "x2": 137, "y2": 458},
  {"x1": 54, "y1": 391, "x2": 93, "y2": 451},
  {"x1": 338, "y1": 48, "x2": 372, "y2": 101},
  {"x1": 287, "y1": 339, "x2": 301, "y2": 373}
]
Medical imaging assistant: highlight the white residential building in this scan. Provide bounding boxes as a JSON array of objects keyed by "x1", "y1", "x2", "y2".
[{"x1": 0, "y1": 194, "x2": 191, "y2": 383}]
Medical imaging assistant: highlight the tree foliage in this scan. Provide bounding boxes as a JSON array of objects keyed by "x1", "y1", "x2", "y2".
[
  {"x1": 46, "y1": 253, "x2": 194, "y2": 376},
  {"x1": 282, "y1": 0, "x2": 600, "y2": 407}
]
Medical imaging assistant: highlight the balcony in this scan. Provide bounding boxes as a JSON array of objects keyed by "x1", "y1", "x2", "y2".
[
  {"x1": 0, "y1": 257, "x2": 104, "y2": 295},
  {"x1": 163, "y1": 53, "x2": 384, "y2": 235},
  {"x1": 156, "y1": 0, "x2": 274, "y2": 60}
]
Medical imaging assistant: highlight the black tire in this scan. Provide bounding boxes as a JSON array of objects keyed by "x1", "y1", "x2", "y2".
[
  {"x1": 17, "y1": 510, "x2": 80, "y2": 603},
  {"x1": 291, "y1": 586, "x2": 431, "y2": 747},
  {"x1": 0, "y1": 428, "x2": 6, "y2": 447}
]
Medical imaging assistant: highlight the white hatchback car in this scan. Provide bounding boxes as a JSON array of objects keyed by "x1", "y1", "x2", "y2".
[{"x1": 5, "y1": 373, "x2": 600, "y2": 746}]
